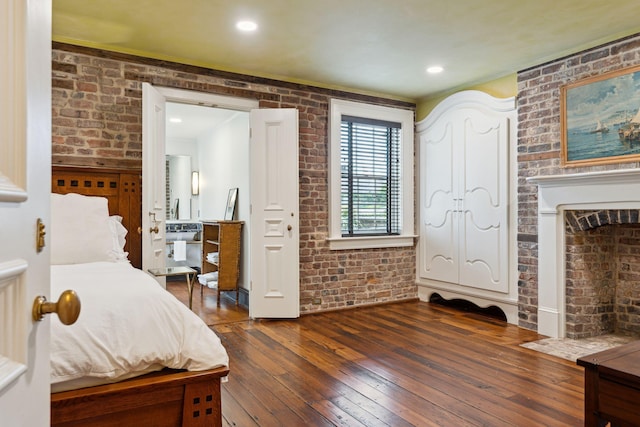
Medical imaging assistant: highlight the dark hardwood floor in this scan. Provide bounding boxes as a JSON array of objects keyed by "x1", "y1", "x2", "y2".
[
  {"x1": 166, "y1": 278, "x2": 249, "y2": 325},
  {"x1": 167, "y1": 280, "x2": 585, "y2": 426}
]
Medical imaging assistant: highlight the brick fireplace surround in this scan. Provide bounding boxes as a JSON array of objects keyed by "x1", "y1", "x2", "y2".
[
  {"x1": 518, "y1": 33, "x2": 640, "y2": 337},
  {"x1": 527, "y1": 170, "x2": 640, "y2": 339}
]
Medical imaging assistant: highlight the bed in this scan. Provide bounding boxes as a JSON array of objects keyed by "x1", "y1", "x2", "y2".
[{"x1": 50, "y1": 167, "x2": 229, "y2": 427}]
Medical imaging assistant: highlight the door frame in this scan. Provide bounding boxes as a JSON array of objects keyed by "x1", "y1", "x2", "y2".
[{"x1": 142, "y1": 86, "x2": 258, "y2": 301}]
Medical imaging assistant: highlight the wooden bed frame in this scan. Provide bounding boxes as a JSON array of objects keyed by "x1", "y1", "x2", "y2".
[
  {"x1": 51, "y1": 368, "x2": 229, "y2": 427},
  {"x1": 50, "y1": 166, "x2": 229, "y2": 427}
]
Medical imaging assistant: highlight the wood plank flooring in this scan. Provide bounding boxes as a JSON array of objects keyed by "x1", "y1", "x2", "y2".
[
  {"x1": 167, "y1": 279, "x2": 249, "y2": 325},
  {"x1": 211, "y1": 302, "x2": 585, "y2": 427},
  {"x1": 166, "y1": 281, "x2": 585, "y2": 426}
]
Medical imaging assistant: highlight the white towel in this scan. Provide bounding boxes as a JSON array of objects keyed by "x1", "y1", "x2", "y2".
[
  {"x1": 197, "y1": 272, "x2": 218, "y2": 286},
  {"x1": 173, "y1": 240, "x2": 187, "y2": 261}
]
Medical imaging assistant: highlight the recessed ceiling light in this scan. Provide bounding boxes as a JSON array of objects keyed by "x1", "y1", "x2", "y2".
[
  {"x1": 426, "y1": 66, "x2": 444, "y2": 74},
  {"x1": 169, "y1": 117, "x2": 182, "y2": 123},
  {"x1": 236, "y1": 20, "x2": 258, "y2": 32}
]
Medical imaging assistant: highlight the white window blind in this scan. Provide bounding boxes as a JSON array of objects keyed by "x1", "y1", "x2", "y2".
[{"x1": 340, "y1": 115, "x2": 401, "y2": 236}]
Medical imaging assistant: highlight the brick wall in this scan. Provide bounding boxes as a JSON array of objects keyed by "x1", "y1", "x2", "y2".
[
  {"x1": 565, "y1": 224, "x2": 616, "y2": 339},
  {"x1": 564, "y1": 208, "x2": 640, "y2": 338},
  {"x1": 616, "y1": 224, "x2": 640, "y2": 335},
  {"x1": 51, "y1": 43, "x2": 418, "y2": 314},
  {"x1": 517, "y1": 34, "x2": 640, "y2": 331}
]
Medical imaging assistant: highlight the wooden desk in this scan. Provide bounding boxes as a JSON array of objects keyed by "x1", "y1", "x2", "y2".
[
  {"x1": 148, "y1": 266, "x2": 197, "y2": 309},
  {"x1": 577, "y1": 340, "x2": 640, "y2": 427}
]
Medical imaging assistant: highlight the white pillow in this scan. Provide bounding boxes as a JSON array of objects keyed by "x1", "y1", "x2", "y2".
[
  {"x1": 107, "y1": 215, "x2": 129, "y2": 262},
  {"x1": 51, "y1": 193, "x2": 115, "y2": 265}
]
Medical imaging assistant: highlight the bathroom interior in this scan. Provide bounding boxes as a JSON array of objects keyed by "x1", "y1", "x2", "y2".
[{"x1": 164, "y1": 101, "x2": 250, "y2": 317}]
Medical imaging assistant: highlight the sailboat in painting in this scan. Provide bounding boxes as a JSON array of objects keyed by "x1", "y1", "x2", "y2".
[
  {"x1": 618, "y1": 108, "x2": 640, "y2": 143},
  {"x1": 590, "y1": 120, "x2": 609, "y2": 134}
]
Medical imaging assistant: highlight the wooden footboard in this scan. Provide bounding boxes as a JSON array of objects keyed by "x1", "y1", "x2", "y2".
[{"x1": 51, "y1": 367, "x2": 229, "y2": 427}]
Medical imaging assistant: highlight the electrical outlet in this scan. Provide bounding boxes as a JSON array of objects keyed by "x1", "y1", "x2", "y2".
[{"x1": 312, "y1": 297, "x2": 322, "y2": 305}]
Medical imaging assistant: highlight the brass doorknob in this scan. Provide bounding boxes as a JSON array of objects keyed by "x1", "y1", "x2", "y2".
[{"x1": 32, "y1": 290, "x2": 81, "y2": 325}]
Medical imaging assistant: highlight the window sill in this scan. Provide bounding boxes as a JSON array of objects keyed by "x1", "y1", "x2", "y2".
[{"x1": 327, "y1": 235, "x2": 416, "y2": 250}]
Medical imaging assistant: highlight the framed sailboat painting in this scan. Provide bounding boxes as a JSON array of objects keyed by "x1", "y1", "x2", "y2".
[{"x1": 561, "y1": 63, "x2": 640, "y2": 167}]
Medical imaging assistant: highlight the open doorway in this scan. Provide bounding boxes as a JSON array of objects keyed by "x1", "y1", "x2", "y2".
[
  {"x1": 143, "y1": 84, "x2": 300, "y2": 321},
  {"x1": 164, "y1": 101, "x2": 251, "y2": 325}
]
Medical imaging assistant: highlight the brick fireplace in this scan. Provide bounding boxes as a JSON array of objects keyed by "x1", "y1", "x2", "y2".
[
  {"x1": 565, "y1": 210, "x2": 640, "y2": 339},
  {"x1": 528, "y1": 169, "x2": 640, "y2": 338}
]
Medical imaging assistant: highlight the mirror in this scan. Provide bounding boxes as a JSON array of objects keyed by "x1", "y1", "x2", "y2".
[
  {"x1": 166, "y1": 155, "x2": 192, "y2": 220},
  {"x1": 224, "y1": 188, "x2": 238, "y2": 220}
]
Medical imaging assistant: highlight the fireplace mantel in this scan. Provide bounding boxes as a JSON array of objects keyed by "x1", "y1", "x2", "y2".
[{"x1": 527, "y1": 169, "x2": 640, "y2": 338}]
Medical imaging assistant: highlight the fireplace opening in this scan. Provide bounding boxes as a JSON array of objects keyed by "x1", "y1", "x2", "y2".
[{"x1": 565, "y1": 210, "x2": 640, "y2": 339}]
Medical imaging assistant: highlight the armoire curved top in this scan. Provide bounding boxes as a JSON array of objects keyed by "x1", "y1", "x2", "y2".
[{"x1": 416, "y1": 90, "x2": 516, "y2": 132}]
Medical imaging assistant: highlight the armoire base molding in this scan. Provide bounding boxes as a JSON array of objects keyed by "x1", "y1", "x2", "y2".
[{"x1": 417, "y1": 282, "x2": 518, "y2": 325}]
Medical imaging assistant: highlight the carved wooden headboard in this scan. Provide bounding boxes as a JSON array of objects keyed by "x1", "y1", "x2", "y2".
[{"x1": 52, "y1": 166, "x2": 143, "y2": 269}]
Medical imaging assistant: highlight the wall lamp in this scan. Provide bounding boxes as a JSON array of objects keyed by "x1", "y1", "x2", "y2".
[{"x1": 191, "y1": 171, "x2": 199, "y2": 195}]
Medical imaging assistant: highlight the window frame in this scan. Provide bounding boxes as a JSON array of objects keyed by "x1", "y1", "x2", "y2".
[{"x1": 328, "y1": 98, "x2": 415, "y2": 250}]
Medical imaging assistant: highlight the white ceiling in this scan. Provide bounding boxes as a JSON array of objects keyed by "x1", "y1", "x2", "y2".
[
  {"x1": 166, "y1": 102, "x2": 240, "y2": 140},
  {"x1": 52, "y1": 0, "x2": 640, "y2": 101}
]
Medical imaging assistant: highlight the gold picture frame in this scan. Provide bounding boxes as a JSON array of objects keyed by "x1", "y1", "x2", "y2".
[{"x1": 561, "y1": 64, "x2": 640, "y2": 167}]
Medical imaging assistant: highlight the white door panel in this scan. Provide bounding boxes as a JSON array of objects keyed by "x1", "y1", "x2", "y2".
[
  {"x1": 0, "y1": 0, "x2": 52, "y2": 424},
  {"x1": 142, "y1": 83, "x2": 167, "y2": 287},
  {"x1": 250, "y1": 109, "x2": 299, "y2": 318}
]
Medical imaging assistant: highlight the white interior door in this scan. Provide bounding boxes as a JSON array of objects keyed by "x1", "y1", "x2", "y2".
[
  {"x1": 142, "y1": 83, "x2": 167, "y2": 287},
  {"x1": 249, "y1": 108, "x2": 300, "y2": 318},
  {"x1": 0, "y1": 0, "x2": 52, "y2": 424}
]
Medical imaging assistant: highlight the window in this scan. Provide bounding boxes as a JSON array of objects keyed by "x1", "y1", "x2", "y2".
[
  {"x1": 329, "y1": 99, "x2": 414, "y2": 250},
  {"x1": 340, "y1": 116, "x2": 400, "y2": 236}
]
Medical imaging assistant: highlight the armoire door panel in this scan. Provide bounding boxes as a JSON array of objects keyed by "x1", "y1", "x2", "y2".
[
  {"x1": 464, "y1": 189, "x2": 501, "y2": 229},
  {"x1": 458, "y1": 109, "x2": 509, "y2": 292},
  {"x1": 424, "y1": 190, "x2": 454, "y2": 227},
  {"x1": 420, "y1": 118, "x2": 457, "y2": 281},
  {"x1": 463, "y1": 119, "x2": 503, "y2": 207},
  {"x1": 420, "y1": 210, "x2": 458, "y2": 283},
  {"x1": 421, "y1": 122, "x2": 455, "y2": 206},
  {"x1": 460, "y1": 212, "x2": 507, "y2": 292}
]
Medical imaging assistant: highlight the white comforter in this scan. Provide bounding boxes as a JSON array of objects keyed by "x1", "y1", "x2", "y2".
[{"x1": 50, "y1": 262, "x2": 228, "y2": 391}]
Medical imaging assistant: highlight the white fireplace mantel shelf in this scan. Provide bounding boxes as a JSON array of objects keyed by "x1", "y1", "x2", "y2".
[{"x1": 526, "y1": 168, "x2": 640, "y2": 338}]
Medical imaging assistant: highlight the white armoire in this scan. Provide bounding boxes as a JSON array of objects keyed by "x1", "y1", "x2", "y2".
[{"x1": 416, "y1": 91, "x2": 518, "y2": 323}]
